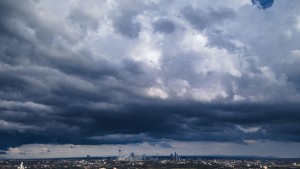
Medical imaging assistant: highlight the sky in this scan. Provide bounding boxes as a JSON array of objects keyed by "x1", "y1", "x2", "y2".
[{"x1": 1, "y1": 0, "x2": 300, "y2": 158}]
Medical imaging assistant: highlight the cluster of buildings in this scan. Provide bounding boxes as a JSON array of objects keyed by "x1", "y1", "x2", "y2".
[{"x1": 0, "y1": 150, "x2": 300, "y2": 169}]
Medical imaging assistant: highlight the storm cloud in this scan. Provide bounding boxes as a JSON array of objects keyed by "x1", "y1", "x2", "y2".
[{"x1": 0, "y1": 0, "x2": 300, "y2": 157}]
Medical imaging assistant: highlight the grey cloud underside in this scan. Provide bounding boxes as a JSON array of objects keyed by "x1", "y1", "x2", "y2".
[
  {"x1": 0, "y1": 0, "x2": 300, "y2": 150},
  {"x1": 113, "y1": 11, "x2": 141, "y2": 39},
  {"x1": 153, "y1": 19, "x2": 176, "y2": 34},
  {"x1": 1, "y1": 101, "x2": 300, "y2": 149},
  {"x1": 182, "y1": 6, "x2": 235, "y2": 31}
]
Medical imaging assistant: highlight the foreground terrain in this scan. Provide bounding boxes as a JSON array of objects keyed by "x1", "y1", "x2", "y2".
[{"x1": 1, "y1": 157, "x2": 300, "y2": 169}]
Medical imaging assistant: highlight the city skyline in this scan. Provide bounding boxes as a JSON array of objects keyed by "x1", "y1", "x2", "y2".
[{"x1": 1, "y1": 0, "x2": 300, "y2": 158}]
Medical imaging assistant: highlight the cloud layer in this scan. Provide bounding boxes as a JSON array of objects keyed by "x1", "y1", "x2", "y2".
[{"x1": 1, "y1": 0, "x2": 300, "y2": 157}]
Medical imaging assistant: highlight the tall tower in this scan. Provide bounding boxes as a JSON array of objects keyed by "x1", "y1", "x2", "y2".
[
  {"x1": 118, "y1": 147, "x2": 121, "y2": 160},
  {"x1": 18, "y1": 162, "x2": 25, "y2": 169}
]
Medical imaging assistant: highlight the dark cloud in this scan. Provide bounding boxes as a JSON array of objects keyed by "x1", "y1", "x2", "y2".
[
  {"x1": 112, "y1": 10, "x2": 141, "y2": 39},
  {"x1": 1, "y1": 99, "x2": 300, "y2": 149},
  {"x1": 153, "y1": 19, "x2": 176, "y2": 34},
  {"x1": 181, "y1": 6, "x2": 235, "y2": 31},
  {"x1": 0, "y1": 0, "x2": 300, "y2": 156}
]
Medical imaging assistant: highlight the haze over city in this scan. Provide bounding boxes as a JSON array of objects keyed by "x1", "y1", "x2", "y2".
[{"x1": 1, "y1": 0, "x2": 300, "y2": 159}]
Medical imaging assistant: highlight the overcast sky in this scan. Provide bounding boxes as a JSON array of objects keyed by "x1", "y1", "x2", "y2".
[{"x1": 1, "y1": 0, "x2": 300, "y2": 158}]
